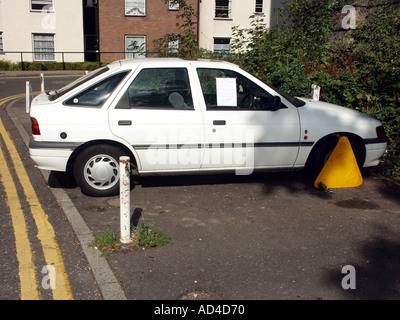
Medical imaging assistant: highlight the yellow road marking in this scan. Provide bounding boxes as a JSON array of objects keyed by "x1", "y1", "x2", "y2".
[
  {"x1": 0, "y1": 139, "x2": 41, "y2": 300},
  {"x1": 0, "y1": 98, "x2": 73, "y2": 300},
  {"x1": 0, "y1": 94, "x2": 27, "y2": 105}
]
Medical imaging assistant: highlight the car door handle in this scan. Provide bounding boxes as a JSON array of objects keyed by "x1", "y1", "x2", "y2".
[
  {"x1": 118, "y1": 120, "x2": 132, "y2": 126},
  {"x1": 213, "y1": 120, "x2": 226, "y2": 126}
]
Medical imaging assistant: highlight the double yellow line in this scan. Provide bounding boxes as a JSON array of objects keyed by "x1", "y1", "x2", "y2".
[
  {"x1": 0, "y1": 94, "x2": 27, "y2": 105},
  {"x1": 0, "y1": 96, "x2": 73, "y2": 300}
]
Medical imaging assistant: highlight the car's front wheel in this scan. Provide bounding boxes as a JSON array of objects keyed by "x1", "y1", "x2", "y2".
[
  {"x1": 73, "y1": 144, "x2": 125, "y2": 197},
  {"x1": 305, "y1": 134, "x2": 365, "y2": 180}
]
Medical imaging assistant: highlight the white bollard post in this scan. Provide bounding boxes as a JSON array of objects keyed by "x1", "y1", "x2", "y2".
[
  {"x1": 120, "y1": 156, "x2": 132, "y2": 244},
  {"x1": 311, "y1": 84, "x2": 321, "y2": 101},
  {"x1": 26, "y1": 81, "x2": 31, "y2": 114},
  {"x1": 40, "y1": 73, "x2": 45, "y2": 93}
]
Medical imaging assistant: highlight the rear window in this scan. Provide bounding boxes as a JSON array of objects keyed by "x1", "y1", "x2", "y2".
[
  {"x1": 64, "y1": 71, "x2": 130, "y2": 107},
  {"x1": 48, "y1": 67, "x2": 109, "y2": 101}
]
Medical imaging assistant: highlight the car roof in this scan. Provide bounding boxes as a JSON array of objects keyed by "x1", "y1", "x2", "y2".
[{"x1": 107, "y1": 57, "x2": 239, "y2": 71}]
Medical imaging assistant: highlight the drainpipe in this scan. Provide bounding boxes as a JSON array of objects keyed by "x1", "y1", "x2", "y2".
[{"x1": 197, "y1": 0, "x2": 200, "y2": 48}]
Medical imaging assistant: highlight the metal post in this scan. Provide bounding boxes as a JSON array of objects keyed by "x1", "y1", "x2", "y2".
[
  {"x1": 97, "y1": 50, "x2": 101, "y2": 68},
  {"x1": 312, "y1": 84, "x2": 321, "y2": 101},
  {"x1": 62, "y1": 52, "x2": 66, "y2": 70},
  {"x1": 40, "y1": 73, "x2": 45, "y2": 93},
  {"x1": 20, "y1": 52, "x2": 25, "y2": 71},
  {"x1": 26, "y1": 81, "x2": 31, "y2": 114},
  {"x1": 120, "y1": 156, "x2": 132, "y2": 244}
]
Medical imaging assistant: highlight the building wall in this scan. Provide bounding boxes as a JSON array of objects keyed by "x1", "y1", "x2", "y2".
[
  {"x1": 98, "y1": 0, "x2": 199, "y2": 62},
  {"x1": 0, "y1": 0, "x2": 84, "y2": 63},
  {"x1": 199, "y1": 0, "x2": 286, "y2": 52}
]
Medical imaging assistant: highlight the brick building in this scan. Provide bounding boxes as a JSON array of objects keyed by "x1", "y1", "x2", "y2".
[{"x1": 98, "y1": 0, "x2": 199, "y2": 62}]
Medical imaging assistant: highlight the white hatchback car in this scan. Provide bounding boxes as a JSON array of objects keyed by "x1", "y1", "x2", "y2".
[{"x1": 29, "y1": 58, "x2": 388, "y2": 197}]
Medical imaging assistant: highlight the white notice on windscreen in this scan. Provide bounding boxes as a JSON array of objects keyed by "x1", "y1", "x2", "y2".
[{"x1": 216, "y1": 78, "x2": 237, "y2": 107}]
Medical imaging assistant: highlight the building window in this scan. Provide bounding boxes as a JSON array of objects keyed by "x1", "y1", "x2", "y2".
[
  {"x1": 255, "y1": 0, "x2": 263, "y2": 13},
  {"x1": 125, "y1": 36, "x2": 146, "y2": 59},
  {"x1": 168, "y1": 39, "x2": 179, "y2": 54},
  {"x1": 0, "y1": 33, "x2": 4, "y2": 53},
  {"x1": 33, "y1": 34, "x2": 55, "y2": 61},
  {"x1": 215, "y1": 0, "x2": 232, "y2": 19},
  {"x1": 31, "y1": 0, "x2": 53, "y2": 11},
  {"x1": 213, "y1": 38, "x2": 230, "y2": 54},
  {"x1": 169, "y1": 0, "x2": 179, "y2": 10},
  {"x1": 125, "y1": 0, "x2": 146, "y2": 16}
]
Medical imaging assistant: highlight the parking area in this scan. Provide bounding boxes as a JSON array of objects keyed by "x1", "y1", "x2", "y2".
[
  {"x1": 59, "y1": 168, "x2": 400, "y2": 300},
  {"x1": 8, "y1": 94, "x2": 400, "y2": 300}
]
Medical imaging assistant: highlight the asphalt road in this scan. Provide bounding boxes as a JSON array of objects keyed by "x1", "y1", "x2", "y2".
[
  {"x1": 0, "y1": 72, "x2": 105, "y2": 300},
  {"x1": 1, "y1": 72, "x2": 400, "y2": 304}
]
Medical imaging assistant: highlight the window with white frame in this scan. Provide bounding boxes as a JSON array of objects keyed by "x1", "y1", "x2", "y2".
[
  {"x1": 168, "y1": 39, "x2": 179, "y2": 54},
  {"x1": 169, "y1": 0, "x2": 179, "y2": 10},
  {"x1": 215, "y1": 0, "x2": 232, "y2": 19},
  {"x1": 31, "y1": 0, "x2": 53, "y2": 11},
  {"x1": 33, "y1": 34, "x2": 55, "y2": 61},
  {"x1": 125, "y1": 36, "x2": 146, "y2": 59},
  {"x1": 125, "y1": 0, "x2": 146, "y2": 16},
  {"x1": 255, "y1": 0, "x2": 263, "y2": 13},
  {"x1": 0, "y1": 33, "x2": 4, "y2": 53},
  {"x1": 213, "y1": 38, "x2": 230, "y2": 54}
]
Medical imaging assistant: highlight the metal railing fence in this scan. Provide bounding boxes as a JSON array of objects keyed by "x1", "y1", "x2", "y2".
[{"x1": 0, "y1": 50, "x2": 158, "y2": 70}]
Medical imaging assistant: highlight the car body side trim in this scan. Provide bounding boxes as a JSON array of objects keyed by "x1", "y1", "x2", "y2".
[
  {"x1": 29, "y1": 138, "x2": 82, "y2": 150},
  {"x1": 132, "y1": 142, "x2": 314, "y2": 150},
  {"x1": 29, "y1": 139, "x2": 315, "y2": 152},
  {"x1": 364, "y1": 137, "x2": 389, "y2": 145}
]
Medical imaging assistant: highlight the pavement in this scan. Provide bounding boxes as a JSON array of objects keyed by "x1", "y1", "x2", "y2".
[{"x1": 4, "y1": 72, "x2": 400, "y2": 302}]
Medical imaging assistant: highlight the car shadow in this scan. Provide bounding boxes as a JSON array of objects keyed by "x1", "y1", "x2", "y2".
[
  {"x1": 48, "y1": 168, "x2": 317, "y2": 196},
  {"x1": 135, "y1": 170, "x2": 323, "y2": 196},
  {"x1": 49, "y1": 168, "x2": 393, "y2": 200},
  {"x1": 48, "y1": 171, "x2": 77, "y2": 189}
]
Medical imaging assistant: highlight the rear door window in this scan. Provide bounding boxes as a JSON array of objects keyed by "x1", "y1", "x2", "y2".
[{"x1": 116, "y1": 68, "x2": 193, "y2": 109}]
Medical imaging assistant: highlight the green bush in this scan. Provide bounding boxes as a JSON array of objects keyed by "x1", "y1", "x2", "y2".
[
  {"x1": 0, "y1": 60, "x2": 105, "y2": 71},
  {"x1": 0, "y1": 60, "x2": 11, "y2": 70}
]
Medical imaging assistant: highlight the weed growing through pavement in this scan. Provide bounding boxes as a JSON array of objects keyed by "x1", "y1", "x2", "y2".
[
  {"x1": 131, "y1": 223, "x2": 171, "y2": 248},
  {"x1": 88, "y1": 229, "x2": 120, "y2": 257},
  {"x1": 89, "y1": 224, "x2": 171, "y2": 256}
]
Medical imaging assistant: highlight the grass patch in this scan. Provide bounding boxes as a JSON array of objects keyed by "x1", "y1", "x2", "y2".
[
  {"x1": 89, "y1": 223, "x2": 171, "y2": 256},
  {"x1": 132, "y1": 223, "x2": 171, "y2": 248},
  {"x1": 88, "y1": 229, "x2": 121, "y2": 257}
]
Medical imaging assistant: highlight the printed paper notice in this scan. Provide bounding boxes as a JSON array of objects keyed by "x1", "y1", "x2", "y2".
[{"x1": 216, "y1": 78, "x2": 237, "y2": 107}]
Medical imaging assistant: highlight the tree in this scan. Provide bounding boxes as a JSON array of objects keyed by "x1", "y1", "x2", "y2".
[{"x1": 153, "y1": 0, "x2": 199, "y2": 59}]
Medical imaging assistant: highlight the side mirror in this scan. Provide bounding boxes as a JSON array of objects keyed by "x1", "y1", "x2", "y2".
[{"x1": 271, "y1": 96, "x2": 281, "y2": 111}]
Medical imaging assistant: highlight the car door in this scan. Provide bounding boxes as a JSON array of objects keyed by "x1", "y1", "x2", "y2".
[
  {"x1": 196, "y1": 67, "x2": 301, "y2": 175},
  {"x1": 108, "y1": 65, "x2": 204, "y2": 173}
]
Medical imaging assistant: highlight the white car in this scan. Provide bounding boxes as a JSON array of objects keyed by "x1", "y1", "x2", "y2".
[{"x1": 29, "y1": 58, "x2": 388, "y2": 197}]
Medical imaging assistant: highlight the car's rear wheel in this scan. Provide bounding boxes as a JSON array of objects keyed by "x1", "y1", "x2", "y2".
[{"x1": 73, "y1": 144, "x2": 125, "y2": 197}]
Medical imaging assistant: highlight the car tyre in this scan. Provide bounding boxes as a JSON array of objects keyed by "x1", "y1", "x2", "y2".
[
  {"x1": 305, "y1": 135, "x2": 365, "y2": 180},
  {"x1": 73, "y1": 144, "x2": 125, "y2": 197}
]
